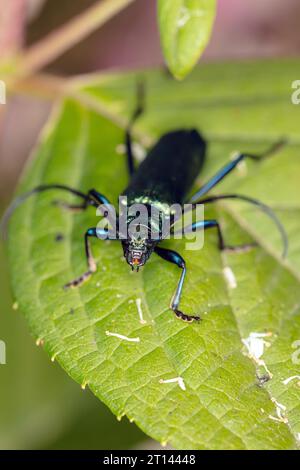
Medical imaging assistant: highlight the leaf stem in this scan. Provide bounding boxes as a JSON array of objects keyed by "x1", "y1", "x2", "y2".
[
  {"x1": 17, "y1": 0, "x2": 136, "y2": 77},
  {"x1": 10, "y1": 72, "x2": 152, "y2": 145}
]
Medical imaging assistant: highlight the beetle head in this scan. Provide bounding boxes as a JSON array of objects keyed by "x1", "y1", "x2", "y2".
[{"x1": 122, "y1": 233, "x2": 156, "y2": 271}]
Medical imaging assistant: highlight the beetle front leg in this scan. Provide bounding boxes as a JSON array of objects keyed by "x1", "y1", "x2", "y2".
[
  {"x1": 64, "y1": 227, "x2": 119, "y2": 289},
  {"x1": 154, "y1": 246, "x2": 200, "y2": 322},
  {"x1": 64, "y1": 228, "x2": 98, "y2": 289}
]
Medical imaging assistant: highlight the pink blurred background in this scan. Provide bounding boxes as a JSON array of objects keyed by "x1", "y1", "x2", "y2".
[{"x1": 1, "y1": 0, "x2": 300, "y2": 203}]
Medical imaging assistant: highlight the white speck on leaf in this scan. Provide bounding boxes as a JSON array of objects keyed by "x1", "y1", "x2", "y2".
[
  {"x1": 271, "y1": 397, "x2": 286, "y2": 411},
  {"x1": 177, "y1": 6, "x2": 204, "y2": 29},
  {"x1": 237, "y1": 160, "x2": 248, "y2": 176},
  {"x1": 116, "y1": 143, "x2": 125, "y2": 154},
  {"x1": 268, "y1": 415, "x2": 286, "y2": 424},
  {"x1": 257, "y1": 360, "x2": 273, "y2": 378},
  {"x1": 242, "y1": 332, "x2": 272, "y2": 360},
  {"x1": 223, "y1": 266, "x2": 237, "y2": 289},
  {"x1": 117, "y1": 412, "x2": 125, "y2": 422},
  {"x1": 106, "y1": 331, "x2": 140, "y2": 343},
  {"x1": 242, "y1": 332, "x2": 273, "y2": 378},
  {"x1": 136, "y1": 298, "x2": 146, "y2": 324},
  {"x1": 35, "y1": 338, "x2": 44, "y2": 347},
  {"x1": 51, "y1": 352, "x2": 58, "y2": 362},
  {"x1": 159, "y1": 376, "x2": 186, "y2": 391},
  {"x1": 230, "y1": 151, "x2": 248, "y2": 176},
  {"x1": 132, "y1": 142, "x2": 146, "y2": 162},
  {"x1": 116, "y1": 142, "x2": 146, "y2": 162},
  {"x1": 269, "y1": 397, "x2": 288, "y2": 424},
  {"x1": 282, "y1": 375, "x2": 300, "y2": 386}
]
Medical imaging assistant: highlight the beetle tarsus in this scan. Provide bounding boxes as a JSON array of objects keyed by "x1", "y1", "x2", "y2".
[
  {"x1": 222, "y1": 242, "x2": 258, "y2": 253},
  {"x1": 64, "y1": 270, "x2": 93, "y2": 289},
  {"x1": 174, "y1": 310, "x2": 201, "y2": 323},
  {"x1": 52, "y1": 200, "x2": 88, "y2": 212}
]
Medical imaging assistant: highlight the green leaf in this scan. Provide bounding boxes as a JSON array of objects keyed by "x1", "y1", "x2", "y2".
[
  {"x1": 157, "y1": 0, "x2": 216, "y2": 79},
  {"x1": 8, "y1": 60, "x2": 300, "y2": 449},
  {"x1": 0, "y1": 242, "x2": 145, "y2": 449}
]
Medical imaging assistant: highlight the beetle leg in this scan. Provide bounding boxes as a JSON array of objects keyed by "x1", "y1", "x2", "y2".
[
  {"x1": 174, "y1": 219, "x2": 256, "y2": 252},
  {"x1": 64, "y1": 227, "x2": 117, "y2": 289},
  {"x1": 64, "y1": 228, "x2": 98, "y2": 288},
  {"x1": 154, "y1": 246, "x2": 201, "y2": 322},
  {"x1": 53, "y1": 188, "x2": 117, "y2": 230},
  {"x1": 189, "y1": 194, "x2": 288, "y2": 258},
  {"x1": 189, "y1": 139, "x2": 286, "y2": 203},
  {"x1": 161, "y1": 219, "x2": 256, "y2": 322},
  {"x1": 125, "y1": 80, "x2": 145, "y2": 177},
  {"x1": 1, "y1": 184, "x2": 114, "y2": 237}
]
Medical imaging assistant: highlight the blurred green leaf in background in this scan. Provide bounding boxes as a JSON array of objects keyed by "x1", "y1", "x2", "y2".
[
  {"x1": 158, "y1": 0, "x2": 216, "y2": 79},
  {"x1": 6, "y1": 60, "x2": 300, "y2": 449}
]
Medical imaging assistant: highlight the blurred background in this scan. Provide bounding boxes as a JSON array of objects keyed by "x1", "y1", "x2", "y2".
[{"x1": 0, "y1": 0, "x2": 299, "y2": 449}]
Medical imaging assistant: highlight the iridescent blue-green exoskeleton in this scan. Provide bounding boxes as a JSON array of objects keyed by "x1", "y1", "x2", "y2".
[{"x1": 3, "y1": 84, "x2": 288, "y2": 322}]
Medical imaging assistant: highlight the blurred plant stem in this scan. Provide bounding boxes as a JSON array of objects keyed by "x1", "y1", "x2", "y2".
[
  {"x1": 10, "y1": 72, "x2": 152, "y2": 147},
  {"x1": 0, "y1": 0, "x2": 27, "y2": 57},
  {"x1": 17, "y1": 0, "x2": 136, "y2": 77},
  {"x1": 0, "y1": 0, "x2": 138, "y2": 147}
]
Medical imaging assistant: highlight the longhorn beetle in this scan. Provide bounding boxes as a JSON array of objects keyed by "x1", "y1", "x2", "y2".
[{"x1": 3, "y1": 84, "x2": 288, "y2": 322}]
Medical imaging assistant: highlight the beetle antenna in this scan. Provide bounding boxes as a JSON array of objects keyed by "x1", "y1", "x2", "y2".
[
  {"x1": 193, "y1": 194, "x2": 288, "y2": 258},
  {"x1": 0, "y1": 184, "x2": 88, "y2": 239}
]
